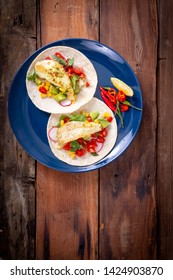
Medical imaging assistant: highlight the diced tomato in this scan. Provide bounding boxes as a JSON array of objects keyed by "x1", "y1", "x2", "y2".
[
  {"x1": 106, "y1": 116, "x2": 113, "y2": 122},
  {"x1": 73, "y1": 67, "x2": 86, "y2": 78},
  {"x1": 39, "y1": 86, "x2": 47, "y2": 94},
  {"x1": 67, "y1": 67, "x2": 74, "y2": 74},
  {"x1": 79, "y1": 72, "x2": 86, "y2": 79},
  {"x1": 91, "y1": 132, "x2": 98, "y2": 138},
  {"x1": 96, "y1": 136, "x2": 105, "y2": 143},
  {"x1": 77, "y1": 138, "x2": 84, "y2": 145},
  {"x1": 55, "y1": 52, "x2": 66, "y2": 60},
  {"x1": 63, "y1": 142, "x2": 71, "y2": 150},
  {"x1": 73, "y1": 67, "x2": 83, "y2": 75},
  {"x1": 98, "y1": 128, "x2": 108, "y2": 138},
  {"x1": 85, "y1": 81, "x2": 90, "y2": 87},
  {"x1": 87, "y1": 147, "x2": 96, "y2": 153},
  {"x1": 87, "y1": 116, "x2": 92, "y2": 122},
  {"x1": 86, "y1": 139, "x2": 97, "y2": 153},
  {"x1": 64, "y1": 117, "x2": 70, "y2": 123},
  {"x1": 75, "y1": 149, "x2": 86, "y2": 157}
]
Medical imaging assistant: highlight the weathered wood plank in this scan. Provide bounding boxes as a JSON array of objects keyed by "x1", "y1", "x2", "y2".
[
  {"x1": 36, "y1": 163, "x2": 98, "y2": 259},
  {"x1": 0, "y1": 0, "x2": 36, "y2": 259},
  {"x1": 36, "y1": 0, "x2": 99, "y2": 260},
  {"x1": 99, "y1": 0, "x2": 157, "y2": 259},
  {"x1": 157, "y1": 0, "x2": 173, "y2": 259}
]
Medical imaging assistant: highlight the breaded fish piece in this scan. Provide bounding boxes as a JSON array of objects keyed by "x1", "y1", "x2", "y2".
[
  {"x1": 35, "y1": 60, "x2": 75, "y2": 101},
  {"x1": 56, "y1": 121, "x2": 102, "y2": 148}
]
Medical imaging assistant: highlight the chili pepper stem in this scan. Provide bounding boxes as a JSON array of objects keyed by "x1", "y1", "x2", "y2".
[
  {"x1": 115, "y1": 101, "x2": 124, "y2": 127},
  {"x1": 116, "y1": 109, "x2": 124, "y2": 128},
  {"x1": 122, "y1": 100, "x2": 142, "y2": 111},
  {"x1": 127, "y1": 104, "x2": 142, "y2": 110}
]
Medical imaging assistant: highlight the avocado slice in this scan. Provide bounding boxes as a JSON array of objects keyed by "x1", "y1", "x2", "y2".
[
  {"x1": 53, "y1": 93, "x2": 67, "y2": 102},
  {"x1": 90, "y1": 111, "x2": 99, "y2": 121},
  {"x1": 49, "y1": 85, "x2": 59, "y2": 95},
  {"x1": 98, "y1": 118, "x2": 110, "y2": 128},
  {"x1": 34, "y1": 77, "x2": 42, "y2": 86}
]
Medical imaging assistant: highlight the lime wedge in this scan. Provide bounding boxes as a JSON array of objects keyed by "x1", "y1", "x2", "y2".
[{"x1": 110, "y1": 77, "x2": 134, "y2": 97}]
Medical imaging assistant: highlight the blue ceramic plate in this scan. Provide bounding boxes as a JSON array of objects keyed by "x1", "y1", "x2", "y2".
[{"x1": 8, "y1": 38, "x2": 142, "y2": 172}]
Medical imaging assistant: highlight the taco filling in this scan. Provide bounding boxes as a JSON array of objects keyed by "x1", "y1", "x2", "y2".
[
  {"x1": 48, "y1": 110, "x2": 113, "y2": 159},
  {"x1": 26, "y1": 46, "x2": 97, "y2": 114},
  {"x1": 27, "y1": 50, "x2": 89, "y2": 106},
  {"x1": 47, "y1": 97, "x2": 117, "y2": 166}
]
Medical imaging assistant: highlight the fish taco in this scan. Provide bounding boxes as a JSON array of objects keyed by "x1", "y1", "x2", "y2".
[
  {"x1": 26, "y1": 46, "x2": 98, "y2": 113},
  {"x1": 47, "y1": 98, "x2": 117, "y2": 166}
]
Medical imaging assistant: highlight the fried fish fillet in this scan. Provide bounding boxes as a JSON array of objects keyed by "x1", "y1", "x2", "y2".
[
  {"x1": 35, "y1": 60, "x2": 75, "y2": 101},
  {"x1": 56, "y1": 121, "x2": 102, "y2": 148}
]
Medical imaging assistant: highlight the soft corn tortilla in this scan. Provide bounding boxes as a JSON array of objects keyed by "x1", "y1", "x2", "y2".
[
  {"x1": 26, "y1": 46, "x2": 98, "y2": 113},
  {"x1": 47, "y1": 98, "x2": 117, "y2": 166}
]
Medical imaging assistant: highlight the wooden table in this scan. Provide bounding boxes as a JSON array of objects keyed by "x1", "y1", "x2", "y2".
[{"x1": 0, "y1": 0, "x2": 173, "y2": 260}]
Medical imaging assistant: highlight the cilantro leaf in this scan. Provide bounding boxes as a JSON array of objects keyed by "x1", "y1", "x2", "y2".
[
  {"x1": 27, "y1": 69, "x2": 36, "y2": 81},
  {"x1": 52, "y1": 55, "x2": 67, "y2": 66},
  {"x1": 67, "y1": 57, "x2": 74, "y2": 67},
  {"x1": 91, "y1": 152, "x2": 99, "y2": 156},
  {"x1": 70, "y1": 140, "x2": 81, "y2": 152},
  {"x1": 57, "y1": 114, "x2": 68, "y2": 127}
]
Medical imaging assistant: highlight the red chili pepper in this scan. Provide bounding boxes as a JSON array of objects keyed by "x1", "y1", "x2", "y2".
[
  {"x1": 108, "y1": 94, "x2": 116, "y2": 103},
  {"x1": 100, "y1": 87, "x2": 111, "y2": 98},
  {"x1": 85, "y1": 81, "x2": 90, "y2": 87},
  {"x1": 45, "y1": 56, "x2": 51, "y2": 60},
  {"x1": 100, "y1": 87, "x2": 116, "y2": 104},
  {"x1": 120, "y1": 104, "x2": 129, "y2": 112},
  {"x1": 117, "y1": 90, "x2": 126, "y2": 102},
  {"x1": 100, "y1": 90, "x2": 116, "y2": 112},
  {"x1": 39, "y1": 86, "x2": 47, "y2": 94}
]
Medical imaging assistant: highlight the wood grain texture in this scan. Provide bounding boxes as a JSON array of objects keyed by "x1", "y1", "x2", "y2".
[
  {"x1": 99, "y1": 0, "x2": 157, "y2": 259},
  {"x1": 157, "y1": 0, "x2": 173, "y2": 259},
  {"x1": 1, "y1": 0, "x2": 173, "y2": 260},
  {"x1": 36, "y1": 0, "x2": 99, "y2": 260},
  {"x1": 36, "y1": 163, "x2": 98, "y2": 259},
  {"x1": 0, "y1": 0, "x2": 36, "y2": 259}
]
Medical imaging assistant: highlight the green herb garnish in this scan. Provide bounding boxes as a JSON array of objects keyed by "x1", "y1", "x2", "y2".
[{"x1": 70, "y1": 140, "x2": 81, "y2": 152}]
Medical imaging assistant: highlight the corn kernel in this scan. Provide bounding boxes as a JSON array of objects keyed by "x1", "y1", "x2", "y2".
[
  {"x1": 94, "y1": 119, "x2": 99, "y2": 123},
  {"x1": 59, "y1": 87, "x2": 65, "y2": 92},
  {"x1": 45, "y1": 85, "x2": 49, "y2": 91},
  {"x1": 45, "y1": 81, "x2": 50, "y2": 87},
  {"x1": 60, "y1": 120, "x2": 64, "y2": 127},
  {"x1": 47, "y1": 91, "x2": 51, "y2": 97},
  {"x1": 40, "y1": 93, "x2": 47, "y2": 98},
  {"x1": 103, "y1": 112, "x2": 111, "y2": 118},
  {"x1": 85, "y1": 120, "x2": 89, "y2": 124},
  {"x1": 67, "y1": 151, "x2": 76, "y2": 159},
  {"x1": 85, "y1": 112, "x2": 89, "y2": 117}
]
